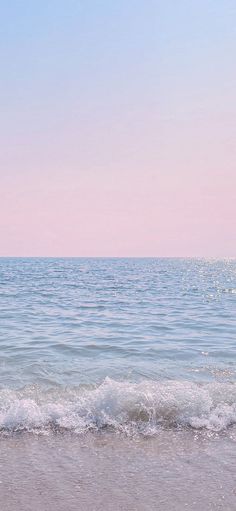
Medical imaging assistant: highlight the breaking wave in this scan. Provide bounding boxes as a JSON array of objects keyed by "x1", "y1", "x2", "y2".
[{"x1": 0, "y1": 378, "x2": 236, "y2": 436}]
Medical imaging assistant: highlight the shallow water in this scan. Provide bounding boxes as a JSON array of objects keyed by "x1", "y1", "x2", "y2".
[
  {"x1": 0, "y1": 431, "x2": 236, "y2": 510},
  {"x1": 0, "y1": 258, "x2": 236, "y2": 509}
]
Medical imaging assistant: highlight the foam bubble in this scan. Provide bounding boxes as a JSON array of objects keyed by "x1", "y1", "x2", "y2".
[{"x1": 0, "y1": 378, "x2": 235, "y2": 435}]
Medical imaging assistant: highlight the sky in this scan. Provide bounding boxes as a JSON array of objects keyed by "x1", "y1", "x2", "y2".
[{"x1": 0, "y1": 0, "x2": 236, "y2": 257}]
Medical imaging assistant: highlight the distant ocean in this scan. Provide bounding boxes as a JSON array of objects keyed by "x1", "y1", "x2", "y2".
[{"x1": 0, "y1": 258, "x2": 236, "y2": 510}]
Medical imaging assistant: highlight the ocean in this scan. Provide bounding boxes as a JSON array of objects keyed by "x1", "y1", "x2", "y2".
[{"x1": 0, "y1": 257, "x2": 235, "y2": 510}]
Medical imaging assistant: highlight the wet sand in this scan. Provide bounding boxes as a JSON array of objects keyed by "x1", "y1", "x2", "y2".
[{"x1": 0, "y1": 429, "x2": 235, "y2": 511}]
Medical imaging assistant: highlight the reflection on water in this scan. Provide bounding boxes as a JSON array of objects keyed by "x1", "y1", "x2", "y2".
[{"x1": 0, "y1": 257, "x2": 235, "y2": 387}]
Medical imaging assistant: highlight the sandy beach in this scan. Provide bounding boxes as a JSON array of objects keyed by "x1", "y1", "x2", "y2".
[{"x1": 1, "y1": 429, "x2": 236, "y2": 511}]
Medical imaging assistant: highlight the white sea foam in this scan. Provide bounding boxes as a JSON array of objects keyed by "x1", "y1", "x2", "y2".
[{"x1": 0, "y1": 378, "x2": 236, "y2": 435}]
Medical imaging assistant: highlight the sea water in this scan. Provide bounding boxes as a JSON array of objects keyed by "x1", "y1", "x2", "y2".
[{"x1": 0, "y1": 258, "x2": 236, "y2": 510}]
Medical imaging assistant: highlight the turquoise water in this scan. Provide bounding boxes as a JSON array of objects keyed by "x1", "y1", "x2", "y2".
[{"x1": 0, "y1": 257, "x2": 235, "y2": 434}]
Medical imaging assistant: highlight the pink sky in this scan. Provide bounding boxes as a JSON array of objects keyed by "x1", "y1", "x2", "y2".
[
  {"x1": 1, "y1": 112, "x2": 235, "y2": 257},
  {"x1": 1, "y1": 1, "x2": 235, "y2": 256}
]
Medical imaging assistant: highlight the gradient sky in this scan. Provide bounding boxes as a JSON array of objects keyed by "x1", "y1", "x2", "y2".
[{"x1": 1, "y1": 0, "x2": 236, "y2": 256}]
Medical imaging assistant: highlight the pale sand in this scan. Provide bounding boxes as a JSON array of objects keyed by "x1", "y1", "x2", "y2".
[{"x1": 0, "y1": 429, "x2": 236, "y2": 510}]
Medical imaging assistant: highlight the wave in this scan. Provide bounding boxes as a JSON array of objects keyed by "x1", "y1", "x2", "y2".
[{"x1": 0, "y1": 378, "x2": 236, "y2": 435}]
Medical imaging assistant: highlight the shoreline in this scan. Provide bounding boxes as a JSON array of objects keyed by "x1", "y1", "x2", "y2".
[{"x1": 0, "y1": 429, "x2": 235, "y2": 510}]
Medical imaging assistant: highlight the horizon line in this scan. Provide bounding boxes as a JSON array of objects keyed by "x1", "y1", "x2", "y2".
[{"x1": 0, "y1": 255, "x2": 235, "y2": 260}]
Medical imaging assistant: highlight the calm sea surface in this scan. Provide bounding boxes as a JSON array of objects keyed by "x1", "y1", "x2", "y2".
[
  {"x1": 0, "y1": 258, "x2": 236, "y2": 510},
  {"x1": 1, "y1": 257, "x2": 236, "y2": 384}
]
